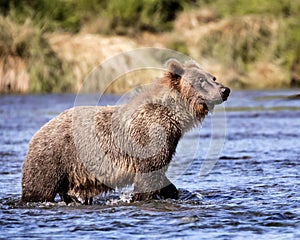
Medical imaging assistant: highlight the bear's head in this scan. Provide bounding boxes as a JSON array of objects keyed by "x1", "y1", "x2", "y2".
[{"x1": 164, "y1": 58, "x2": 230, "y2": 110}]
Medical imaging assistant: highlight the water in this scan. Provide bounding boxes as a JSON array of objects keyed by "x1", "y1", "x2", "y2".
[{"x1": 0, "y1": 90, "x2": 299, "y2": 239}]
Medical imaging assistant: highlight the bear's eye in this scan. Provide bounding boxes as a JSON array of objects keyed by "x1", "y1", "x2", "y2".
[{"x1": 199, "y1": 78, "x2": 205, "y2": 83}]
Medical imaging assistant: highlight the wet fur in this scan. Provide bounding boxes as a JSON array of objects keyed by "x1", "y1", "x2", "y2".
[{"x1": 21, "y1": 59, "x2": 227, "y2": 204}]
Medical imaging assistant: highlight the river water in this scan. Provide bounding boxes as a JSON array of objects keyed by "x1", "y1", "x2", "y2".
[{"x1": 0, "y1": 90, "x2": 299, "y2": 239}]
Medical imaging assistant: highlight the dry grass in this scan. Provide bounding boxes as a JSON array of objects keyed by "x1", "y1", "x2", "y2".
[
  {"x1": 0, "y1": 16, "x2": 31, "y2": 93},
  {"x1": 173, "y1": 12, "x2": 291, "y2": 89},
  {"x1": 0, "y1": 56, "x2": 29, "y2": 93},
  {"x1": 47, "y1": 33, "x2": 142, "y2": 93},
  {"x1": 1, "y1": 5, "x2": 299, "y2": 93},
  {"x1": 0, "y1": 16, "x2": 73, "y2": 93}
]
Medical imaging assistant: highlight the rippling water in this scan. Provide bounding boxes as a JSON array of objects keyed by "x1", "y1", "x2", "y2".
[{"x1": 0, "y1": 90, "x2": 299, "y2": 239}]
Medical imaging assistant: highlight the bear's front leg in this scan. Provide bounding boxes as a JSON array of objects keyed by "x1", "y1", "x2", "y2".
[
  {"x1": 157, "y1": 181, "x2": 178, "y2": 200},
  {"x1": 132, "y1": 172, "x2": 178, "y2": 201}
]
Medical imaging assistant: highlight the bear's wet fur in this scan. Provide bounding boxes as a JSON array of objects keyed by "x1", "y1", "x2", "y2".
[{"x1": 21, "y1": 58, "x2": 230, "y2": 204}]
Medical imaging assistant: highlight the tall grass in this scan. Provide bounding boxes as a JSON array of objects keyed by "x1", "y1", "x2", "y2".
[
  {"x1": 1, "y1": 0, "x2": 300, "y2": 93},
  {"x1": 0, "y1": 16, "x2": 73, "y2": 93},
  {"x1": 200, "y1": 0, "x2": 300, "y2": 18},
  {"x1": 189, "y1": 0, "x2": 300, "y2": 88},
  {"x1": 3, "y1": 0, "x2": 185, "y2": 34}
]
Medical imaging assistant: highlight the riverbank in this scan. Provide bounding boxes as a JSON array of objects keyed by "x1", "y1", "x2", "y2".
[{"x1": 1, "y1": 0, "x2": 299, "y2": 93}]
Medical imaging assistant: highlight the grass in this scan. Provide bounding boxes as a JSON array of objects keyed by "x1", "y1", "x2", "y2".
[
  {"x1": 0, "y1": 16, "x2": 73, "y2": 93},
  {"x1": 167, "y1": 40, "x2": 189, "y2": 56},
  {"x1": 4, "y1": 0, "x2": 185, "y2": 34},
  {"x1": 178, "y1": 0, "x2": 300, "y2": 89},
  {"x1": 204, "y1": 0, "x2": 300, "y2": 18},
  {"x1": 0, "y1": 0, "x2": 300, "y2": 93},
  {"x1": 198, "y1": 15, "x2": 290, "y2": 88}
]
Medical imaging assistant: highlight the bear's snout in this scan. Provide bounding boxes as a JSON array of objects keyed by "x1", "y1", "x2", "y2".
[{"x1": 220, "y1": 87, "x2": 230, "y2": 101}]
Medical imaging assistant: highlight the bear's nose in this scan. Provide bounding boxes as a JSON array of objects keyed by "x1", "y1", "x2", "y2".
[{"x1": 221, "y1": 87, "x2": 230, "y2": 100}]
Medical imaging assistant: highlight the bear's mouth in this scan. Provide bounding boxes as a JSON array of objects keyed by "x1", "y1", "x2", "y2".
[
  {"x1": 205, "y1": 98, "x2": 224, "y2": 107},
  {"x1": 204, "y1": 102, "x2": 215, "y2": 112},
  {"x1": 200, "y1": 87, "x2": 230, "y2": 107}
]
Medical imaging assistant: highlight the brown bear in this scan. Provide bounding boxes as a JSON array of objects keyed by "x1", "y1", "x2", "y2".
[{"x1": 21, "y1": 58, "x2": 230, "y2": 205}]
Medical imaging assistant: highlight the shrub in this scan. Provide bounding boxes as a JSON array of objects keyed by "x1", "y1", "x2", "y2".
[{"x1": 2, "y1": 0, "x2": 185, "y2": 34}]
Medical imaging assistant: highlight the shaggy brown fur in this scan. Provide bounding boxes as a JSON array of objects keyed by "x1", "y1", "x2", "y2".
[{"x1": 21, "y1": 58, "x2": 230, "y2": 204}]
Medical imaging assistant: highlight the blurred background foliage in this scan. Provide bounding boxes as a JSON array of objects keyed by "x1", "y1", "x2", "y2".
[
  {"x1": 0, "y1": 0, "x2": 299, "y2": 93},
  {"x1": 1, "y1": 0, "x2": 185, "y2": 33}
]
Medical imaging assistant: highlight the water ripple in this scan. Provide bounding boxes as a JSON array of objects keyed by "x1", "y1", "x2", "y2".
[{"x1": 1, "y1": 91, "x2": 300, "y2": 239}]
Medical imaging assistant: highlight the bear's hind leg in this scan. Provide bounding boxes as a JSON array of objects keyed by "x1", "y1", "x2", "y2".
[
  {"x1": 21, "y1": 177, "x2": 58, "y2": 203},
  {"x1": 21, "y1": 161, "x2": 65, "y2": 203}
]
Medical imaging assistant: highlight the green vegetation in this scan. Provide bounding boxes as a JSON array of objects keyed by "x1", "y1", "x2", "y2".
[
  {"x1": 0, "y1": 0, "x2": 300, "y2": 93},
  {"x1": 0, "y1": 16, "x2": 73, "y2": 93},
  {"x1": 2, "y1": 0, "x2": 184, "y2": 34},
  {"x1": 167, "y1": 40, "x2": 189, "y2": 56},
  {"x1": 190, "y1": 0, "x2": 300, "y2": 88},
  {"x1": 204, "y1": 0, "x2": 300, "y2": 17}
]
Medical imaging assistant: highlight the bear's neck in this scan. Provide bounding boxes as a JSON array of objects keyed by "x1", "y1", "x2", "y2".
[
  {"x1": 152, "y1": 81, "x2": 207, "y2": 132},
  {"x1": 117, "y1": 81, "x2": 208, "y2": 135},
  {"x1": 165, "y1": 90, "x2": 207, "y2": 133},
  {"x1": 145, "y1": 82, "x2": 207, "y2": 134}
]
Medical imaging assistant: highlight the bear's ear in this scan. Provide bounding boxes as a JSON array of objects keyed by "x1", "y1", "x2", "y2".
[{"x1": 165, "y1": 58, "x2": 185, "y2": 76}]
